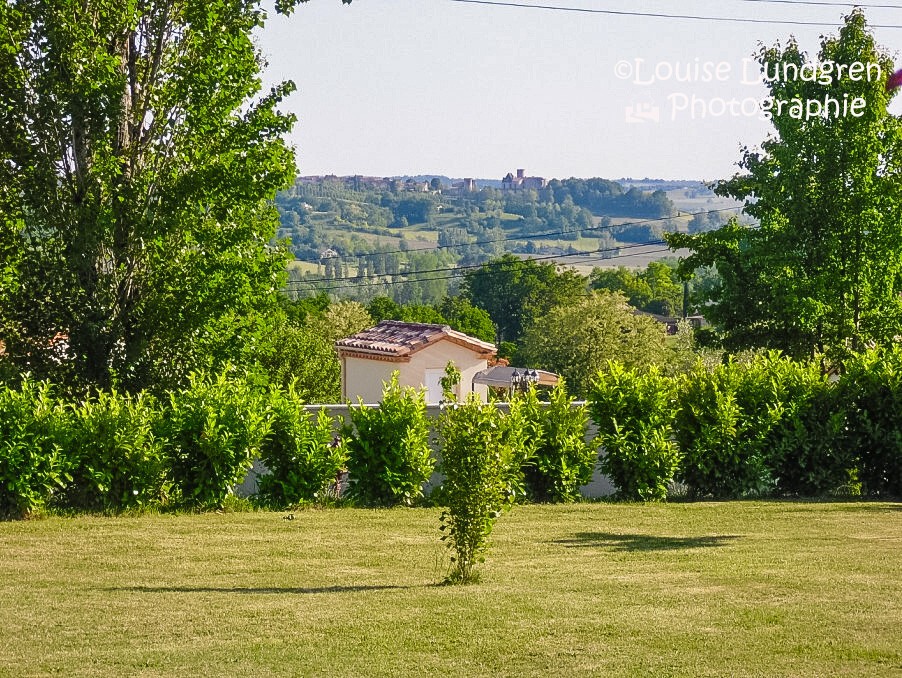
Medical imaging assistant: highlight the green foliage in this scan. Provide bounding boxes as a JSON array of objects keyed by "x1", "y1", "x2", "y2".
[
  {"x1": 675, "y1": 354, "x2": 802, "y2": 498},
  {"x1": 766, "y1": 376, "x2": 857, "y2": 497},
  {"x1": 256, "y1": 386, "x2": 345, "y2": 508},
  {"x1": 589, "y1": 364, "x2": 680, "y2": 501},
  {"x1": 0, "y1": 378, "x2": 70, "y2": 518},
  {"x1": 438, "y1": 296, "x2": 497, "y2": 343},
  {"x1": 307, "y1": 301, "x2": 374, "y2": 343},
  {"x1": 0, "y1": 0, "x2": 300, "y2": 393},
  {"x1": 841, "y1": 348, "x2": 902, "y2": 497},
  {"x1": 519, "y1": 291, "x2": 670, "y2": 397},
  {"x1": 342, "y1": 374, "x2": 433, "y2": 506},
  {"x1": 439, "y1": 361, "x2": 462, "y2": 403},
  {"x1": 521, "y1": 383, "x2": 596, "y2": 502},
  {"x1": 367, "y1": 296, "x2": 403, "y2": 323},
  {"x1": 57, "y1": 390, "x2": 166, "y2": 512},
  {"x1": 501, "y1": 393, "x2": 540, "y2": 501},
  {"x1": 281, "y1": 292, "x2": 331, "y2": 325},
  {"x1": 255, "y1": 314, "x2": 341, "y2": 403},
  {"x1": 591, "y1": 261, "x2": 684, "y2": 317},
  {"x1": 667, "y1": 12, "x2": 902, "y2": 361},
  {"x1": 463, "y1": 254, "x2": 587, "y2": 344},
  {"x1": 257, "y1": 299, "x2": 371, "y2": 402},
  {"x1": 162, "y1": 370, "x2": 269, "y2": 509},
  {"x1": 547, "y1": 178, "x2": 674, "y2": 218},
  {"x1": 436, "y1": 395, "x2": 525, "y2": 584},
  {"x1": 590, "y1": 266, "x2": 654, "y2": 310}
]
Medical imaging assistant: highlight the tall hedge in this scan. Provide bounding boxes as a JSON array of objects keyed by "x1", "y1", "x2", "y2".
[
  {"x1": 589, "y1": 363, "x2": 680, "y2": 501},
  {"x1": 0, "y1": 379, "x2": 70, "y2": 519},
  {"x1": 342, "y1": 374, "x2": 433, "y2": 506}
]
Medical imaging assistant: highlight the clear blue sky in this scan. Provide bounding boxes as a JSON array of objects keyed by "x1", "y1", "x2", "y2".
[{"x1": 257, "y1": 0, "x2": 902, "y2": 181}]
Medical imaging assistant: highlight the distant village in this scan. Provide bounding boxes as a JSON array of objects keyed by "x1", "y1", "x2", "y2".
[{"x1": 297, "y1": 169, "x2": 547, "y2": 197}]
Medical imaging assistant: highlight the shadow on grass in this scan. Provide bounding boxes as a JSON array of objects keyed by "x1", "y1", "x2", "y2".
[
  {"x1": 554, "y1": 533, "x2": 741, "y2": 551},
  {"x1": 114, "y1": 584, "x2": 425, "y2": 595}
]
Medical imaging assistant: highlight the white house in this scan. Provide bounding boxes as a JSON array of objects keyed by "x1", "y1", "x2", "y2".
[{"x1": 335, "y1": 321, "x2": 496, "y2": 403}]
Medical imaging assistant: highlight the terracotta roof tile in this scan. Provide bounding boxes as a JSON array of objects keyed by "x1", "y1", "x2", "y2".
[{"x1": 336, "y1": 320, "x2": 495, "y2": 358}]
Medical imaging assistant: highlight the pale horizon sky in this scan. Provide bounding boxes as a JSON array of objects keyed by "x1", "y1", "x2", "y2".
[{"x1": 256, "y1": 0, "x2": 902, "y2": 182}]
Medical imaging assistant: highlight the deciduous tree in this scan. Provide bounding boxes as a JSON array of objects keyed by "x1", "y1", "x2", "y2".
[
  {"x1": 519, "y1": 291, "x2": 669, "y2": 397},
  {"x1": 0, "y1": 0, "x2": 346, "y2": 391},
  {"x1": 667, "y1": 11, "x2": 902, "y2": 361},
  {"x1": 462, "y1": 254, "x2": 587, "y2": 344}
]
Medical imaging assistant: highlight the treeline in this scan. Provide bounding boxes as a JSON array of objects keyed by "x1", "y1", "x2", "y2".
[{"x1": 546, "y1": 178, "x2": 674, "y2": 219}]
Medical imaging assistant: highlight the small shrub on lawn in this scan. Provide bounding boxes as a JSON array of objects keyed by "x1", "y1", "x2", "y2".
[
  {"x1": 0, "y1": 378, "x2": 70, "y2": 519},
  {"x1": 589, "y1": 363, "x2": 680, "y2": 501},
  {"x1": 162, "y1": 369, "x2": 269, "y2": 509},
  {"x1": 437, "y1": 394, "x2": 524, "y2": 584},
  {"x1": 522, "y1": 382, "x2": 595, "y2": 503},
  {"x1": 342, "y1": 373, "x2": 433, "y2": 506},
  {"x1": 57, "y1": 390, "x2": 167, "y2": 512},
  {"x1": 256, "y1": 385, "x2": 345, "y2": 508}
]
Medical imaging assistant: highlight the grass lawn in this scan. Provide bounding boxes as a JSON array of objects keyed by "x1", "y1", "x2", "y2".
[{"x1": 1, "y1": 501, "x2": 900, "y2": 677}]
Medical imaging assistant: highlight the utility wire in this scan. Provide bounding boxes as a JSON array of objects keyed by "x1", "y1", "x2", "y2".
[
  {"x1": 447, "y1": 0, "x2": 902, "y2": 28},
  {"x1": 287, "y1": 221, "x2": 763, "y2": 294},
  {"x1": 288, "y1": 238, "x2": 673, "y2": 288},
  {"x1": 736, "y1": 0, "x2": 902, "y2": 9},
  {"x1": 288, "y1": 240, "x2": 686, "y2": 293}
]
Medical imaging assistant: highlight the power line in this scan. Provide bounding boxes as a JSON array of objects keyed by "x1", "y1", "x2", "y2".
[
  {"x1": 291, "y1": 207, "x2": 742, "y2": 265},
  {"x1": 737, "y1": 0, "x2": 902, "y2": 9},
  {"x1": 287, "y1": 220, "x2": 764, "y2": 294},
  {"x1": 287, "y1": 240, "x2": 684, "y2": 294},
  {"x1": 446, "y1": 0, "x2": 902, "y2": 28},
  {"x1": 289, "y1": 238, "x2": 668, "y2": 288}
]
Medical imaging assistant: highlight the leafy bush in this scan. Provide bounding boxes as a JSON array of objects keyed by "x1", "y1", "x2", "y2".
[
  {"x1": 522, "y1": 382, "x2": 595, "y2": 502},
  {"x1": 256, "y1": 385, "x2": 345, "y2": 507},
  {"x1": 342, "y1": 373, "x2": 433, "y2": 506},
  {"x1": 57, "y1": 390, "x2": 167, "y2": 511},
  {"x1": 436, "y1": 395, "x2": 525, "y2": 584},
  {"x1": 162, "y1": 370, "x2": 269, "y2": 508},
  {"x1": 589, "y1": 363, "x2": 680, "y2": 501},
  {"x1": 676, "y1": 361, "x2": 759, "y2": 498},
  {"x1": 675, "y1": 353, "x2": 805, "y2": 499},
  {"x1": 765, "y1": 365, "x2": 856, "y2": 497},
  {"x1": 0, "y1": 378, "x2": 70, "y2": 519},
  {"x1": 841, "y1": 348, "x2": 902, "y2": 497}
]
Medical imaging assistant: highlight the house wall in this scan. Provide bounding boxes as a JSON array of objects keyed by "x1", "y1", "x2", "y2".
[
  {"x1": 341, "y1": 339, "x2": 490, "y2": 403},
  {"x1": 405, "y1": 341, "x2": 489, "y2": 403}
]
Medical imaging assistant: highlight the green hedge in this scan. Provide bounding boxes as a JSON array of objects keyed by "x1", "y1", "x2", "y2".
[
  {"x1": 57, "y1": 390, "x2": 166, "y2": 512},
  {"x1": 0, "y1": 378, "x2": 70, "y2": 519},
  {"x1": 341, "y1": 374, "x2": 433, "y2": 507},
  {"x1": 256, "y1": 385, "x2": 345, "y2": 508},
  {"x1": 2, "y1": 348, "x2": 900, "y2": 519},
  {"x1": 588, "y1": 350, "x2": 901, "y2": 500},
  {"x1": 589, "y1": 363, "x2": 680, "y2": 501}
]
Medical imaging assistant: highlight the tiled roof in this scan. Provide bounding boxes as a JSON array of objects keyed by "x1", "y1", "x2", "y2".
[{"x1": 336, "y1": 320, "x2": 496, "y2": 358}]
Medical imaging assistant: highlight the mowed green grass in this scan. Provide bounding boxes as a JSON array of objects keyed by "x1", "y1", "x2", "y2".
[{"x1": 1, "y1": 502, "x2": 900, "y2": 677}]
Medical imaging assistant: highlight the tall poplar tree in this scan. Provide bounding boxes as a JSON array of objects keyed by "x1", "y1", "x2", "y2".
[
  {"x1": 0, "y1": 0, "x2": 346, "y2": 391},
  {"x1": 668, "y1": 11, "x2": 902, "y2": 361}
]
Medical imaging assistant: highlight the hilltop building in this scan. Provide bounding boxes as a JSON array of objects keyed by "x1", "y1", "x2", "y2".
[{"x1": 502, "y1": 168, "x2": 546, "y2": 191}]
